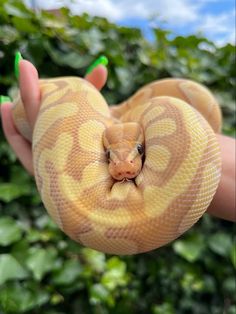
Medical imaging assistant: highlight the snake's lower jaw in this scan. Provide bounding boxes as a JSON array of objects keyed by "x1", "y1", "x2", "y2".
[{"x1": 114, "y1": 171, "x2": 140, "y2": 181}]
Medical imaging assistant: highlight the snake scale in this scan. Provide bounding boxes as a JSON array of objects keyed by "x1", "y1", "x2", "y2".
[{"x1": 12, "y1": 76, "x2": 222, "y2": 255}]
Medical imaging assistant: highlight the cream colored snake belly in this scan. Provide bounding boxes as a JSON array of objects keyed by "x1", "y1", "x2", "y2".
[{"x1": 12, "y1": 77, "x2": 222, "y2": 255}]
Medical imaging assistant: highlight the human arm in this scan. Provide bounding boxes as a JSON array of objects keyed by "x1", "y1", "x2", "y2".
[{"x1": 207, "y1": 134, "x2": 236, "y2": 222}]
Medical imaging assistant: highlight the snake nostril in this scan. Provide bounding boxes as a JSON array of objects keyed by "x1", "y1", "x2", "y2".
[{"x1": 129, "y1": 160, "x2": 134, "y2": 164}]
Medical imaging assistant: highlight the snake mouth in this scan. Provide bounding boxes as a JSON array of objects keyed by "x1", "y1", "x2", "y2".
[
  {"x1": 108, "y1": 151, "x2": 146, "y2": 183},
  {"x1": 121, "y1": 176, "x2": 139, "y2": 182},
  {"x1": 111, "y1": 166, "x2": 143, "y2": 185},
  {"x1": 121, "y1": 178, "x2": 132, "y2": 182},
  {"x1": 107, "y1": 149, "x2": 146, "y2": 182}
]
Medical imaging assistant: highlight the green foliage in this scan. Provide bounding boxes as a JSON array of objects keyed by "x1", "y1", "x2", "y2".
[
  {"x1": 0, "y1": 0, "x2": 235, "y2": 313},
  {"x1": 0, "y1": 254, "x2": 28, "y2": 285},
  {"x1": 0, "y1": 217, "x2": 23, "y2": 246}
]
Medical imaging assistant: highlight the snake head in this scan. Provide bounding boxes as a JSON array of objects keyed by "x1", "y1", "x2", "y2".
[{"x1": 103, "y1": 122, "x2": 144, "y2": 181}]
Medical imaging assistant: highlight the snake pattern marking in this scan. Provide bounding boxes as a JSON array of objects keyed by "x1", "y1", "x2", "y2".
[{"x1": 12, "y1": 77, "x2": 222, "y2": 255}]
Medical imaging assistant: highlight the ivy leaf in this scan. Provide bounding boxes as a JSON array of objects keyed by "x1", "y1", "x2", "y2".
[
  {"x1": 82, "y1": 248, "x2": 106, "y2": 273},
  {"x1": 231, "y1": 245, "x2": 236, "y2": 268},
  {"x1": 25, "y1": 247, "x2": 58, "y2": 281},
  {"x1": 0, "y1": 25, "x2": 19, "y2": 44},
  {"x1": 173, "y1": 235, "x2": 205, "y2": 262},
  {"x1": 208, "y1": 233, "x2": 232, "y2": 257},
  {"x1": 0, "y1": 254, "x2": 28, "y2": 285},
  {"x1": 153, "y1": 303, "x2": 175, "y2": 314},
  {"x1": 0, "y1": 217, "x2": 23, "y2": 246},
  {"x1": 101, "y1": 257, "x2": 129, "y2": 291},
  {"x1": 4, "y1": 3, "x2": 30, "y2": 18},
  {"x1": 52, "y1": 259, "x2": 83, "y2": 285},
  {"x1": 12, "y1": 17, "x2": 38, "y2": 33},
  {"x1": 0, "y1": 282, "x2": 49, "y2": 313},
  {"x1": 0, "y1": 183, "x2": 30, "y2": 202},
  {"x1": 43, "y1": 41, "x2": 91, "y2": 68},
  {"x1": 89, "y1": 284, "x2": 112, "y2": 306}
]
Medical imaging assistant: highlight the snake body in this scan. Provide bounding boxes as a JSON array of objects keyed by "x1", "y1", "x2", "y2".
[{"x1": 13, "y1": 77, "x2": 222, "y2": 255}]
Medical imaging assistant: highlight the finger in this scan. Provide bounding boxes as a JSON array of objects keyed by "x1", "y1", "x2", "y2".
[
  {"x1": 1, "y1": 102, "x2": 34, "y2": 175},
  {"x1": 85, "y1": 65, "x2": 108, "y2": 90},
  {"x1": 19, "y1": 60, "x2": 41, "y2": 128}
]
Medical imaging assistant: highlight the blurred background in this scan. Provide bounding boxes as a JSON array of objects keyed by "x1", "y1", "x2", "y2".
[{"x1": 0, "y1": 0, "x2": 235, "y2": 313}]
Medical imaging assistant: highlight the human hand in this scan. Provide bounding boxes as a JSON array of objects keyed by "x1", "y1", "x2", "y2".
[
  {"x1": 207, "y1": 134, "x2": 236, "y2": 222},
  {"x1": 0, "y1": 56, "x2": 108, "y2": 175}
]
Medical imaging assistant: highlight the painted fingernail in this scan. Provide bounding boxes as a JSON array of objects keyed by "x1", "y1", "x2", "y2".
[
  {"x1": 0, "y1": 95, "x2": 11, "y2": 105},
  {"x1": 14, "y1": 51, "x2": 23, "y2": 79},
  {"x1": 86, "y1": 55, "x2": 109, "y2": 75}
]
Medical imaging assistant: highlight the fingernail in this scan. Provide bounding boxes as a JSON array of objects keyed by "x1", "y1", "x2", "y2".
[
  {"x1": 86, "y1": 55, "x2": 109, "y2": 75},
  {"x1": 14, "y1": 51, "x2": 23, "y2": 79},
  {"x1": 0, "y1": 95, "x2": 12, "y2": 105}
]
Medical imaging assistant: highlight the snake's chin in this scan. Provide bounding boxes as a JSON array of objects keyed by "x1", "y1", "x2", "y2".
[
  {"x1": 116, "y1": 177, "x2": 139, "y2": 187},
  {"x1": 120, "y1": 178, "x2": 133, "y2": 183}
]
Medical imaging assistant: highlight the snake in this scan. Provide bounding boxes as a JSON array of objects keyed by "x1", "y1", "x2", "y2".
[{"x1": 12, "y1": 76, "x2": 222, "y2": 255}]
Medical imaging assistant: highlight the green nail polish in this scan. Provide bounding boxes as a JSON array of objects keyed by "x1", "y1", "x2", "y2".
[
  {"x1": 14, "y1": 51, "x2": 23, "y2": 79},
  {"x1": 0, "y1": 95, "x2": 11, "y2": 104},
  {"x1": 86, "y1": 55, "x2": 109, "y2": 75}
]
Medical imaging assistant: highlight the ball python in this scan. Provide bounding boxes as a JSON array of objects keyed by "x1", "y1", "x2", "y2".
[{"x1": 12, "y1": 76, "x2": 222, "y2": 255}]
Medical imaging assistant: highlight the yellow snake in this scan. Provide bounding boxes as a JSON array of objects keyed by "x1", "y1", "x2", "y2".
[{"x1": 12, "y1": 77, "x2": 222, "y2": 255}]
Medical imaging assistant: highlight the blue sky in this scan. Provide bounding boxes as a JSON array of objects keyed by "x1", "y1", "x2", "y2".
[{"x1": 25, "y1": 0, "x2": 235, "y2": 46}]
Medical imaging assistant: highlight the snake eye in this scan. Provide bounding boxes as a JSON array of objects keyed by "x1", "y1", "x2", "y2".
[
  {"x1": 137, "y1": 144, "x2": 144, "y2": 155},
  {"x1": 105, "y1": 150, "x2": 111, "y2": 161}
]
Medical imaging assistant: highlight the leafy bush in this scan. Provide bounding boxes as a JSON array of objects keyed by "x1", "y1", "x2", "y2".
[{"x1": 0, "y1": 1, "x2": 235, "y2": 313}]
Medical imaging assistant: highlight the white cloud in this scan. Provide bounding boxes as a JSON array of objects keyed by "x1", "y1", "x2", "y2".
[
  {"x1": 24, "y1": 0, "x2": 62, "y2": 10},
  {"x1": 69, "y1": 0, "x2": 124, "y2": 21},
  {"x1": 69, "y1": 0, "x2": 235, "y2": 45},
  {"x1": 198, "y1": 12, "x2": 234, "y2": 35},
  {"x1": 25, "y1": 0, "x2": 200, "y2": 23},
  {"x1": 24, "y1": 0, "x2": 235, "y2": 45},
  {"x1": 196, "y1": 11, "x2": 236, "y2": 45},
  {"x1": 69, "y1": 0, "x2": 200, "y2": 25}
]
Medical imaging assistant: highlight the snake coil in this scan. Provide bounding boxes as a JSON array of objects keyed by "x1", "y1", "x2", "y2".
[{"x1": 12, "y1": 77, "x2": 221, "y2": 255}]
